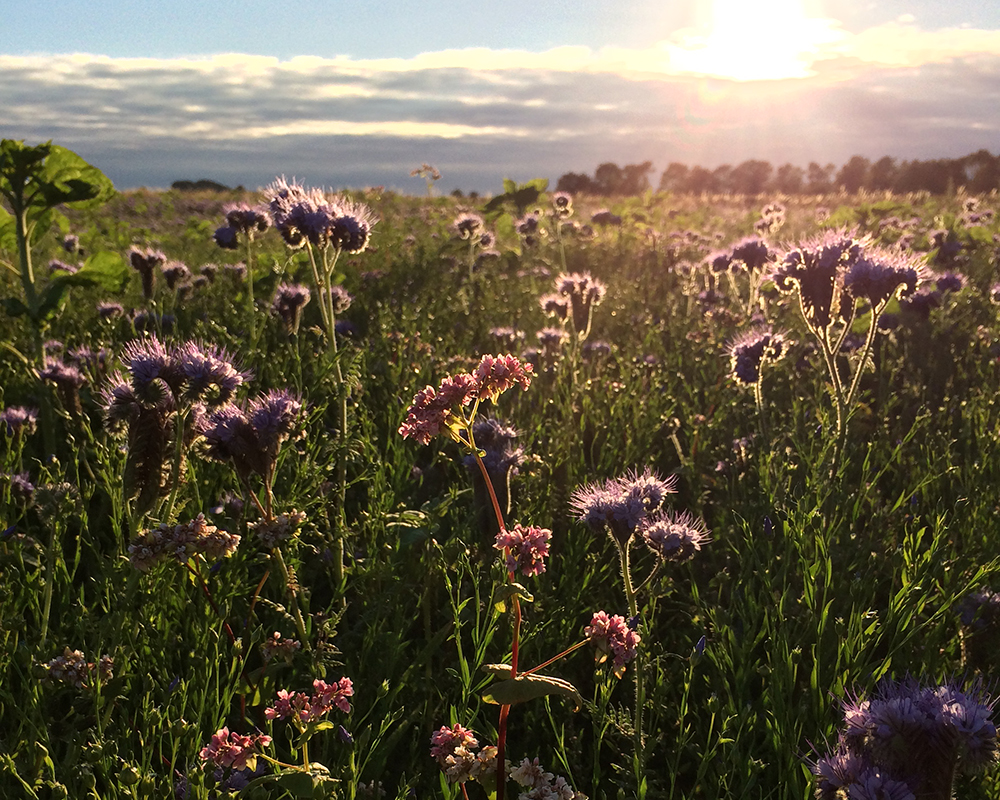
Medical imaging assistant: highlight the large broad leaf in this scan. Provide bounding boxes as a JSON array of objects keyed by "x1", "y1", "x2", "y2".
[
  {"x1": 481, "y1": 667, "x2": 582, "y2": 710},
  {"x1": 35, "y1": 145, "x2": 115, "y2": 208},
  {"x1": 36, "y1": 251, "x2": 127, "y2": 321}
]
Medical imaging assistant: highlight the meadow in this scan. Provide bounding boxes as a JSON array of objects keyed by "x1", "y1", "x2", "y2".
[{"x1": 1, "y1": 141, "x2": 999, "y2": 800}]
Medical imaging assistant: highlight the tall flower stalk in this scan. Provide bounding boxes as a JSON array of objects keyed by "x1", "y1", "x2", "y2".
[
  {"x1": 770, "y1": 231, "x2": 926, "y2": 470},
  {"x1": 570, "y1": 471, "x2": 710, "y2": 797},
  {"x1": 264, "y1": 177, "x2": 377, "y2": 592}
]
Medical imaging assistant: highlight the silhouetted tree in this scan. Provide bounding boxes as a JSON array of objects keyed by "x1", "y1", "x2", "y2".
[
  {"x1": 963, "y1": 150, "x2": 1000, "y2": 194},
  {"x1": 836, "y1": 156, "x2": 871, "y2": 193},
  {"x1": 594, "y1": 163, "x2": 624, "y2": 195},
  {"x1": 869, "y1": 157, "x2": 898, "y2": 191},
  {"x1": 556, "y1": 172, "x2": 597, "y2": 194},
  {"x1": 806, "y1": 162, "x2": 835, "y2": 193},
  {"x1": 711, "y1": 164, "x2": 733, "y2": 193},
  {"x1": 659, "y1": 162, "x2": 689, "y2": 192},
  {"x1": 774, "y1": 163, "x2": 804, "y2": 193},
  {"x1": 621, "y1": 161, "x2": 654, "y2": 195},
  {"x1": 730, "y1": 160, "x2": 774, "y2": 195},
  {"x1": 684, "y1": 166, "x2": 714, "y2": 194}
]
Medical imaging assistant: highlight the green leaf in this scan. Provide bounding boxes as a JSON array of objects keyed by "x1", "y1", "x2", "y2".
[
  {"x1": 1, "y1": 297, "x2": 29, "y2": 317},
  {"x1": 36, "y1": 145, "x2": 115, "y2": 209},
  {"x1": 274, "y1": 771, "x2": 317, "y2": 797},
  {"x1": 502, "y1": 178, "x2": 517, "y2": 195},
  {"x1": 0, "y1": 206, "x2": 15, "y2": 252},
  {"x1": 481, "y1": 671, "x2": 583, "y2": 710}
]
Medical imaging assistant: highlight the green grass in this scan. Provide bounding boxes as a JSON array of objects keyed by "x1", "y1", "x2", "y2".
[{"x1": 1, "y1": 184, "x2": 999, "y2": 799}]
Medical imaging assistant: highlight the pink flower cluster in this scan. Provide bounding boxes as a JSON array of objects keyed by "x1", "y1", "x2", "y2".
[
  {"x1": 585, "y1": 611, "x2": 641, "y2": 673},
  {"x1": 399, "y1": 354, "x2": 533, "y2": 445},
  {"x1": 494, "y1": 524, "x2": 552, "y2": 577},
  {"x1": 199, "y1": 727, "x2": 272, "y2": 771},
  {"x1": 264, "y1": 677, "x2": 354, "y2": 724},
  {"x1": 429, "y1": 724, "x2": 498, "y2": 784}
]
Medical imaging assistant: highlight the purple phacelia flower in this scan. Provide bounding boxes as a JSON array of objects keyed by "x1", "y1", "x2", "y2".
[
  {"x1": 640, "y1": 510, "x2": 711, "y2": 563},
  {"x1": 727, "y1": 327, "x2": 790, "y2": 386},
  {"x1": 0, "y1": 406, "x2": 39, "y2": 437},
  {"x1": 570, "y1": 469, "x2": 677, "y2": 545}
]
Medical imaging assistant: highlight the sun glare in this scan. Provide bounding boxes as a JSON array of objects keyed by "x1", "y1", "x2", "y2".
[{"x1": 669, "y1": 0, "x2": 845, "y2": 81}]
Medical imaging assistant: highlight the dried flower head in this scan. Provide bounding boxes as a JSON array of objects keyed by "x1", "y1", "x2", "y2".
[{"x1": 128, "y1": 513, "x2": 240, "y2": 571}]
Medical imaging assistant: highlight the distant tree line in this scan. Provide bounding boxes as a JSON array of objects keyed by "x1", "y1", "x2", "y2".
[{"x1": 555, "y1": 150, "x2": 1000, "y2": 196}]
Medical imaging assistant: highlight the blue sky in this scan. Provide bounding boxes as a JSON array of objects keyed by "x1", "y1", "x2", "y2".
[{"x1": 3, "y1": 1, "x2": 1000, "y2": 192}]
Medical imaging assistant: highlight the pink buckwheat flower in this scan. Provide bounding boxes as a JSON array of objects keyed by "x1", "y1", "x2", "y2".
[
  {"x1": 473, "y1": 354, "x2": 533, "y2": 402},
  {"x1": 585, "y1": 611, "x2": 641, "y2": 677},
  {"x1": 199, "y1": 727, "x2": 271, "y2": 772},
  {"x1": 495, "y1": 524, "x2": 552, "y2": 577}
]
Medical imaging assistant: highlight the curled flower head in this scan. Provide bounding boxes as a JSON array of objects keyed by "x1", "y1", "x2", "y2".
[
  {"x1": 223, "y1": 202, "x2": 271, "y2": 237},
  {"x1": 539, "y1": 292, "x2": 570, "y2": 321},
  {"x1": 271, "y1": 282, "x2": 312, "y2": 333},
  {"x1": 585, "y1": 611, "x2": 641, "y2": 676},
  {"x1": 127, "y1": 246, "x2": 167, "y2": 299},
  {"x1": 640, "y1": 510, "x2": 711, "y2": 563},
  {"x1": 727, "y1": 327, "x2": 790, "y2": 386},
  {"x1": 843, "y1": 248, "x2": 926, "y2": 309},
  {"x1": 174, "y1": 341, "x2": 248, "y2": 407},
  {"x1": 161, "y1": 261, "x2": 191, "y2": 290},
  {"x1": 327, "y1": 285, "x2": 354, "y2": 314},
  {"x1": 550, "y1": 191, "x2": 573, "y2": 217},
  {"x1": 494, "y1": 523, "x2": 552, "y2": 577},
  {"x1": 771, "y1": 230, "x2": 868, "y2": 331},
  {"x1": 453, "y1": 213, "x2": 484, "y2": 240},
  {"x1": 729, "y1": 236, "x2": 774, "y2": 272}
]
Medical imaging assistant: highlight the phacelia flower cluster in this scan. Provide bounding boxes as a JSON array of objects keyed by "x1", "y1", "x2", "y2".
[
  {"x1": 264, "y1": 177, "x2": 376, "y2": 253},
  {"x1": 213, "y1": 202, "x2": 271, "y2": 249},
  {"x1": 127, "y1": 246, "x2": 167, "y2": 300},
  {"x1": 398, "y1": 354, "x2": 533, "y2": 446},
  {"x1": 199, "y1": 390, "x2": 303, "y2": 484},
  {"x1": 569, "y1": 469, "x2": 677, "y2": 545},
  {"x1": 640, "y1": 510, "x2": 711, "y2": 563},
  {"x1": 271, "y1": 283, "x2": 311, "y2": 334},
  {"x1": 42, "y1": 647, "x2": 113, "y2": 689},
  {"x1": 199, "y1": 727, "x2": 272, "y2": 773},
  {"x1": 811, "y1": 678, "x2": 999, "y2": 799},
  {"x1": 771, "y1": 231, "x2": 927, "y2": 332},
  {"x1": 727, "y1": 327, "x2": 790, "y2": 386},
  {"x1": 553, "y1": 272, "x2": 606, "y2": 337},
  {"x1": 0, "y1": 405, "x2": 38, "y2": 437},
  {"x1": 429, "y1": 724, "x2": 498, "y2": 785},
  {"x1": 585, "y1": 611, "x2": 641, "y2": 677},
  {"x1": 265, "y1": 677, "x2": 354, "y2": 724},
  {"x1": 495, "y1": 524, "x2": 552, "y2": 577},
  {"x1": 128, "y1": 513, "x2": 240, "y2": 571}
]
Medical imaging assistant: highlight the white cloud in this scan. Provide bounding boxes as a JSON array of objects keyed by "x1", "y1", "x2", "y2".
[{"x1": 3, "y1": 21, "x2": 1000, "y2": 191}]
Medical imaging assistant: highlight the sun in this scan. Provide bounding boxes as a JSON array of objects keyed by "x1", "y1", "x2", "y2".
[{"x1": 668, "y1": 0, "x2": 845, "y2": 81}]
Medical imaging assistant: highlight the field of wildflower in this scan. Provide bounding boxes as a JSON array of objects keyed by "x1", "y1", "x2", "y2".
[{"x1": 2, "y1": 139, "x2": 1000, "y2": 800}]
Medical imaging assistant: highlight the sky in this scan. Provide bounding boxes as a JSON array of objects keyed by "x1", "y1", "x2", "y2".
[{"x1": 3, "y1": 1, "x2": 1000, "y2": 193}]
